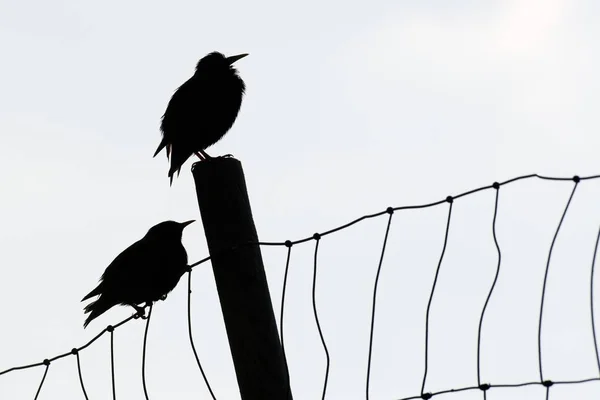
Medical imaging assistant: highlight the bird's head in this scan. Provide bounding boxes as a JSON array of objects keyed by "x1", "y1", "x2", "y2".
[
  {"x1": 147, "y1": 220, "x2": 195, "y2": 240},
  {"x1": 195, "y1": 52, "x2": 248, "y2": 73}
]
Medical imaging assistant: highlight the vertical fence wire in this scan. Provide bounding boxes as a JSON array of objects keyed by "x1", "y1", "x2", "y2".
[
  {"x1": 75, "y1": 351, "x2": 89, "y2": 400},
  {"x1": 142, "y1": 305, "x2": 153, "y2": 400},
  {"x1": 537, "y1": 181, "x2": 579, "y2": 382},
  {"x1": 421, "y1": 199, "x2": 454, "y2": 396},
  {"x1": 590, "y1": 227, "x2": 600, "y2": 376},
  {"x1": 33, "y1": 362, "x2": 49, "y2": 400},
  {"x1": 311, "y1": 235, "x2": 330, "y2": 400},
  {"x1": 280, "y1": 243, "x2": 293, "y2": 398},
  {"x1": 366, "y1": 210, "x2": 394, "y2": 400},
  {"x1": 110, "y1": 328, "x2": 116, "y2": 400},
  {"x1": 476, "y1": 184, "x2": 502, "y2": 400},
  {"x1": 187, "y1": 269, "x2": 217, "y2": 400}
]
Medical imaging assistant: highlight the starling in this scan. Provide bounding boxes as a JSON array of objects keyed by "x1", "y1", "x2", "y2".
[
  {"x1": 154, "y1": 51, "x2": 248, "y2": 184},
  {"x1": 81, "y1": 220, "x2": 194, "y2": 328}
]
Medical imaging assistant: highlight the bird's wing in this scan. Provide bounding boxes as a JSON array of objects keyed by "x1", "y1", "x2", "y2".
[
  {"x1": 159, "y1": 78, "x2": 198, "y2": 139},
  {"x1": 99, "y1": 240, "x2": 148, "y2": 283},
  {"x1": 81, "y1": 239, "x2": 147, "y2": 302},
  {"x1": 155, "y1": 79, "x2": 192, "y2": 158},
  {"x1": 157, "y1": 79, "x2": 200, "y2": 176}
]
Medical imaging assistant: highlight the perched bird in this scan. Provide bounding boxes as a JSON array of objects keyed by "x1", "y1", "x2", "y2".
[
  {"x1": 82, "y1": 220, "x2": 194, "y2": 328},
  {"x1": 154, "y1": 51, "x2": 248, "y2": 184}
]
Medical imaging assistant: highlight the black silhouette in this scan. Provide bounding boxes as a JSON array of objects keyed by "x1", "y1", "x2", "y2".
[
  {"x1": 154, "y1": 51, "x2": 248, "y2": 184},
  {"x1": 81, "y1": 220, "x2": 194, "y2": 328}
]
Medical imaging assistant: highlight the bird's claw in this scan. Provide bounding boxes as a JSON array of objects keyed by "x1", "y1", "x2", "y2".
[
  {"x1": 132, "y1": 304, "x2": 146, "y2": 319},
  {"x1": 132, "y1": 303, "x2": 154, "y2": 319}
]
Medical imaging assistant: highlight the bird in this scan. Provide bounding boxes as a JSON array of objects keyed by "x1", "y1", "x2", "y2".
[
  {"x1": 154, "y1": 51, "x2": 248, "y2": 184},
  {"x1": 81, "y1": 220, "x2": 194, "y2": 328}
]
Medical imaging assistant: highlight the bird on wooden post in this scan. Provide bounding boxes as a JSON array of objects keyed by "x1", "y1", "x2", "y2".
[
  {"x1": 81, "y1": 220, "x2": 194, "y2": 328},
  {"x1": 154, "y1": 51, "x2": 248, "y2": 185}
]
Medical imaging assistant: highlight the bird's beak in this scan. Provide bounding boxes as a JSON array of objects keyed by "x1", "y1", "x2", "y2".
[
  {"x1": 180, "y1": 220, "x2": 195, "y2": 228},
  {"x1": 226, "y1": 53, "x2": 248, "y2": 65}
]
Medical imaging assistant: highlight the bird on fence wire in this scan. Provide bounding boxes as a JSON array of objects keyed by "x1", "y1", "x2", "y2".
[
  {"x1": 81, "y1": 220, "x2": 194, "y2": 328},
  {"x1": 154, "y1": 51, "x2": 248, "y2": 185}
]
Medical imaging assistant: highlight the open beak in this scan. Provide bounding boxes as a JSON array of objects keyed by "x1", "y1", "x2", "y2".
[
  {"x1": 226, "y1": 53, "x2": 249, "y2": 65},
  {"x1": 180, "y1": 220, "x2": 195, "y2": 228}
]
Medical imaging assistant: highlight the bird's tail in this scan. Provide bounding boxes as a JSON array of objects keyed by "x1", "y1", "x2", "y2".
[
  {"x1": 83, "y1": 297, "x2": 113, "y2": 328},
  {"x1": 167, "y1": 147, "x2": 191, "y2": 186},
  {"x1": 81, "y1": 284, "x2": 102, "y2": 302},
  {"x1": 153, "y1": 138, "x2": 170, "y2": 158}
]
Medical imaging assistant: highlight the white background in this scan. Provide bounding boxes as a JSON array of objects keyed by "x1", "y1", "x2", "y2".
[{"x1": 1, "y1": 0, "x2": 600, "y2": 399}]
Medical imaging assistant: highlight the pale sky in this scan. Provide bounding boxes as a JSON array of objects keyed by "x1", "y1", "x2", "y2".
[{"x1": 1, "y1": 0, "x2": 600, "y2": 399}]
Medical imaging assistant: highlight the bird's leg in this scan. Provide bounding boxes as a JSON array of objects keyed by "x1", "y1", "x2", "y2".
[
  {"x1": 132, "y1": 304, "x2": 145, "y2": 318},
  {"x1": 194, "y1": 151, "x2": 205, "y2": 160},
  {"x1": 199, "y1": 150, "x2": 212, "y2": 159},
  {"x1": 137, "y1": 302, "x2": 154, "y2": 320}
]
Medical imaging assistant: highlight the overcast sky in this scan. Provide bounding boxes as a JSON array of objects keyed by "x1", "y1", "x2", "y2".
[{"x1": 1, "y1": 0, "x2": 600, "y2": 399}]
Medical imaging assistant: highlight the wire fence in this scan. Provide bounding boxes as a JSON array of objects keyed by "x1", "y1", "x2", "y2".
[{"x1": 1, "y1": 172, "x2": 600, "y2": 399}]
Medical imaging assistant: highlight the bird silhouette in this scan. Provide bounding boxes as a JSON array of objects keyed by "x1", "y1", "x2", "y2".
[
  {"x1": 81, "y1": 220, "x2": 194, "y2": 328},
  {"x1": 154, "y1": 51, "x2": 248, "y2": 184}
]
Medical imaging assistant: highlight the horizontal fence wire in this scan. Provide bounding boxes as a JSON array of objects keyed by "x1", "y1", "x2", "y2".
[
  {"x1": 1, "y1": 172, "x2": 600, "y2": 400},
  {"x1": 393, "y1": 377, "x2": 600, "y2": 400}
]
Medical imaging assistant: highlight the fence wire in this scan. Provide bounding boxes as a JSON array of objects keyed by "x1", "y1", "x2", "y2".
[{"x1": 1, "y1": 173, "x2": 600, "y2": 399}]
